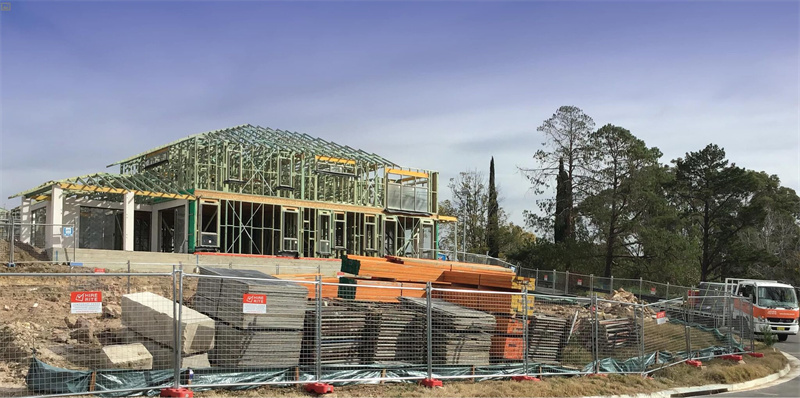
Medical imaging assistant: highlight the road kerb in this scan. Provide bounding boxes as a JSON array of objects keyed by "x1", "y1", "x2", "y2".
[{"x1": 583, "y1": 350, "x2": 797, "y2": 398}]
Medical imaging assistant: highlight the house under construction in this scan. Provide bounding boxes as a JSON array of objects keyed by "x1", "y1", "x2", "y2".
[{"x1": 10, "y1": 124, "x2": 454, "y2": 259}]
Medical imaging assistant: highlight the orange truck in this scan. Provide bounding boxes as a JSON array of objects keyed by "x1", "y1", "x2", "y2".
[{"x1": 727, "y1": 278, "x2": 799, "y2": 342}]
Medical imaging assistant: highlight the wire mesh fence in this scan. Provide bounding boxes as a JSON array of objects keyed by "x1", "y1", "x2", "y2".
[{"x1": 0, "y1": 269, "x2": 759, "y2": 397}]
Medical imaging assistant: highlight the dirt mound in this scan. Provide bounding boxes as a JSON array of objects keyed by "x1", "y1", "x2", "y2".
[{"x1": 0, "y1": 240, "x2": 49, "y2": 264}]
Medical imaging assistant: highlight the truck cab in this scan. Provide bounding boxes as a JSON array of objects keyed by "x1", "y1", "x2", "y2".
[{"x1": 728, "y1": 279, "x2": 799, "y2": 342}]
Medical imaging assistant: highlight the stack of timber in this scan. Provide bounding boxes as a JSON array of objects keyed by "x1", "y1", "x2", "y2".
[
  {"x1": 193, "y1": 267, "x2": 308, "y2": 368},
  {"x1": 343, "y1": 301, "x2": 424, "y2": 364},
  {"x1": 527, "y1": 315, "x2": 570, "y2": 364},
  {"x1": 596, "y1": 318, "x2": 640, "y2": 353},
  {"x1": 340, "y1": 255, "x2": 535, "y2": 313},
  {"x1": 399, "y1": 297, "x2": 495, "y2": 365},
  {"x1": 301, "y1": 299, "x2": 369, "y2": 365},
  {"x1": 337, "y1": 278, "x2": 426, "y2": 302}
]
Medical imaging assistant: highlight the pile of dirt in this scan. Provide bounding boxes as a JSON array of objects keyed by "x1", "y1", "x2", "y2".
[{"x1": 0, "y1": 240, "x2": 49, "y2": 264}]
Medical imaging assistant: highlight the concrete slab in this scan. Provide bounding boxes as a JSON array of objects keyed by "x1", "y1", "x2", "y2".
[
  {"x1": 121, "y1": 292, "x2": 215, "y2": 354},
  {"x1": 101, "y1": 343, "x2": 153, "y2": 370},
  {"x1": 120, "y1": 328, "x2": 211, "y2": 369}
]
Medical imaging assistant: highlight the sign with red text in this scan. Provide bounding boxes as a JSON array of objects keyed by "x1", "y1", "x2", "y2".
[
  {"x1": 577, "y1": 279, "x2": 583, "y2": 286},
  {"x1": 656, "y1": 311, "x2": 667, "y2": 325},
  {"x1": 650, "y1": 287, "x2": 657, "y2": 295},
  {"x1": 70, "y1": 291, "x2": 102, "y2": 314},
  {"x1": 243, "y1": 294, "x2": 267, "y2": 314}
]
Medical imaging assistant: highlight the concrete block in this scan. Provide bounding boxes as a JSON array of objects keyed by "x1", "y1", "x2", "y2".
[
  {"x1": 101, "y1": 343, "x2": 153, "y2": 370},
  {"x1": 121, "y1": 292, "x2": 215, "y2": 354},
  {"x1": 120, "y1": 328, "x2": 211, "y2": 369}
]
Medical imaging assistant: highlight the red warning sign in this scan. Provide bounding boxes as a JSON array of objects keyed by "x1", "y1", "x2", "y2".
[
  {"x1": 656, "y1": 311, "x2": 667, "y2": 325},
  {"x1": 70, "y1": 291, "x2": 102, "y2": 314},
  {"x1": 650, "y1": 287, "x2": 657, "y2": 295},
  {"x1": 577, "y1": 279, "x2": 583, "y2": 286},
  {"x1": 243, "y1": 294, "x2": 267, "y2": 314}
]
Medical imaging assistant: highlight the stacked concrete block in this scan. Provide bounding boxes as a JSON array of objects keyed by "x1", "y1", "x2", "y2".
[
  {"x1": 119, "y1": 291, "x2": 215, "y2": 369},
  {"x1": 195, "y1": 267, "x2": 309, "y2": 368},
  {"x1": 100, "y1": 343, "x2": 153, "y2": 370}
]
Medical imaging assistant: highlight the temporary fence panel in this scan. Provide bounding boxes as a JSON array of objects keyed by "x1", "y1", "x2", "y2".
[
  {"x1": 0, "y1": 271, "x2": 177, "y2": 397},
  {"x1": 529, "y1": 293, "x2": 593, "y2": 374},
  {"x1": 2, "y1": 267, "x2": 760, "y2": 397},
  {"x1": 182, "y1": 268, "x2": 317, "y2": 390},
  {"x1": 641, "y1": 299, "x2": 691, "y2": 372},
  {"x1": 592, "y1": 298, "x2": 643, "y2": 374}
]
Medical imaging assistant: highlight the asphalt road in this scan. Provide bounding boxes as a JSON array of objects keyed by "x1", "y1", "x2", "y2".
[{"x1": 711, "y1": 333, "x2": 800, "y2": 397}]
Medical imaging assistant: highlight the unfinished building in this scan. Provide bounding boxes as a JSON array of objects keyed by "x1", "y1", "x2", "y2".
[{"x1": 9, "y1": 124, "x2": 451, "y2": 259}]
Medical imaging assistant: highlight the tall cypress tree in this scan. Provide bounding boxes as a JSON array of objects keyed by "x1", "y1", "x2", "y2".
[
  {"x1": 487, "y1": 157, "x2": 500, "y2": 258},
  {"x1": 554, "y1": 158, "x2": 570, "y2": 243}
]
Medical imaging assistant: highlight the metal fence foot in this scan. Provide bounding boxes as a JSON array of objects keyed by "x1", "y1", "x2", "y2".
[
  {"x1": 512, "y1": 375, "x2": 540, "y2": 382},
  {"x1": 159, "y1": 388, "x2": 193, "y2": 397},
  {"x1": 305, "y1": 383, "x2": 334, "y2": 394},
  {"x1": 420, "y1": 378, "x2": 443, "y2": 388}
]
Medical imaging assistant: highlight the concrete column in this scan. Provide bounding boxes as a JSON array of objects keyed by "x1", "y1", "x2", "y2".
[
  {"x1": 123, "y1": 191, "x2": 135, "y2": 251},
  {"x1": 19, "y1": 198, "x2": 32, "y2": 244},
  {"x1": 45, "y1": 186, "x2": 64, "y2": 257}
]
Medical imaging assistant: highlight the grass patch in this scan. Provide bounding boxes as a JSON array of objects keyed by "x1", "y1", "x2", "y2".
[{"x1": 194, "y1": 350, "x2": 788, "y2": 397}]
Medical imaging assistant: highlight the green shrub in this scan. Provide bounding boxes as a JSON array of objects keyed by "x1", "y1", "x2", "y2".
[{"x1": 760, "y1": 324, "x2": 776, "y2": 347}]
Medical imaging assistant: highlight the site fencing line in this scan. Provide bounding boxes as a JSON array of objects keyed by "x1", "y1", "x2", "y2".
[{"x1": 0, "y1": 270, "x2": 758, "y2": 397}]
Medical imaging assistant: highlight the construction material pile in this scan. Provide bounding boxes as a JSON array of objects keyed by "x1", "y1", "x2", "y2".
[
  {"x1": 400, "y1": 297, "x2": 495, "y2": 365},
  {"x1": 301, "y1": 299, "x2": 368, "y2": 365},
  {"x1": 527, "y1": 315, "x2": 570, "y2": 364},
  {"x1": 343, "y1": 301, "x2": 423, "y2": 364},
  {"x1": 120, "y1": 291, "x2": 215, "y2": 369},
  {"x1": 601, "y1": 289, "x2": 656, "y2": 317},
  {"x1": 193, "y1": 267, "x2": 308, "y2": 368}
]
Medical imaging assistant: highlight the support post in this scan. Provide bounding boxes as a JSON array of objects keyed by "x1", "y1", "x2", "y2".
[
  {"x1": 9, "y1": 217, "x2": 15, "y2": 267},
  {"x1": 127, "y1": 260, "x2": 131, "y2": 294},
  {"x1": 750, "y1": 297, "x2": 755, "y2": 352},
  {"x1": 565, "y1": 271, "x2": 569, "y2": 295},
  {"x1": 666, "y1": 282, "x2": 670, "y2": 300},
  {"x1": 610, "y1": 276, "x2": 614, "y2": 292},
  {"x1": 426, "y1": 282, "x2": 433, "y2": 380},
  {"x1": 177, "y1": 264, "x2": 185, "y2": 385},
  {"x1": 123, "y1": 191, "x2": 135, "y2": 251},
  {"x1": 552, "y1": 269, "x2": 557, "y2": 292},
  {"x1": 45, "y1": 185, "x2": 64, "y2": 260},
  {"x1": 19, "y1": 197, "x2": 31, "y2": 245},
  {"x1": 171, "y1": 265, "x2": 179, "y2": 388},
  {"x1": 684, "y1": 297, "x2": 691, "y2": 359},
  {"x1": 592, "y1": 294, "x2": 599, "y2": 374},
  {"x1": 315, "y1": 275, "x2": 322, "y2": 382},
  {"x1": 590, "y1": 274, "x2": 594, "y2": 296},
  {"x1": 522, "y1": 286, "x2": 529, "y2": 376},
  {"x1": 640, "y1": 303, "x2": 646, "y2": 373}
]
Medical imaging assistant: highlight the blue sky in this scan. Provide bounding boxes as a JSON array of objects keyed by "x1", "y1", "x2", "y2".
[{"x1": 1, "y1": 0, "x2": 798, "y2": 227}]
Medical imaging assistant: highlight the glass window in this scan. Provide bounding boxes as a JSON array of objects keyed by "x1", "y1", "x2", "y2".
[{"x1": 757, "y1": 286, "x2": 798, "y2": 308}]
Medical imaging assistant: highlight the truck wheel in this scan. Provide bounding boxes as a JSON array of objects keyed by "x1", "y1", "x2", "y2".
[{"x1": 778, "y1": 334, "x2": 788, "y2": 342}]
